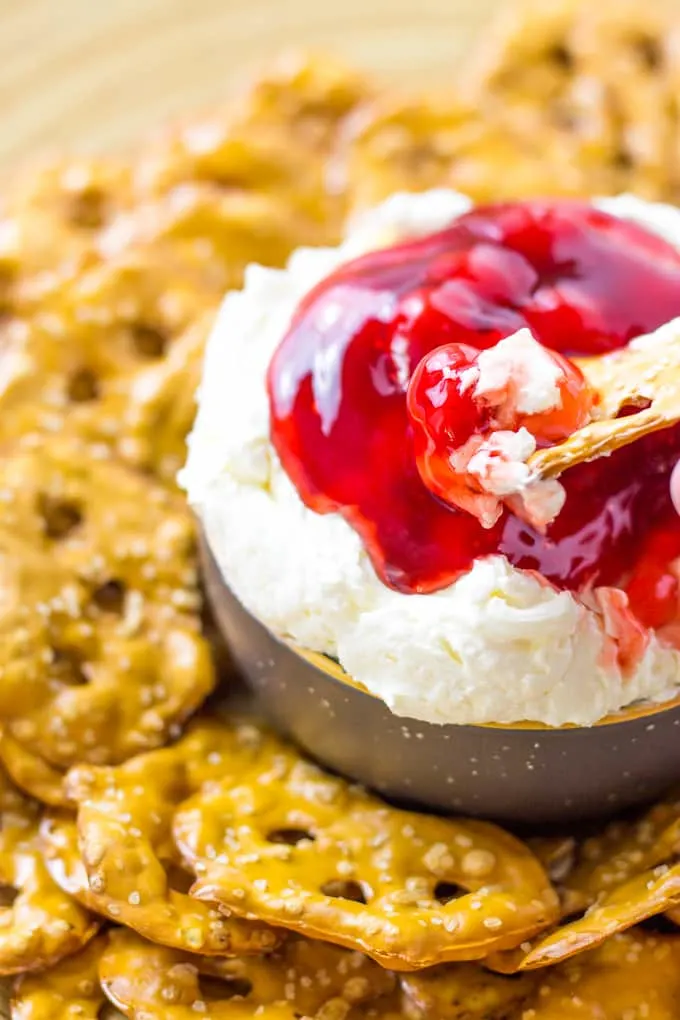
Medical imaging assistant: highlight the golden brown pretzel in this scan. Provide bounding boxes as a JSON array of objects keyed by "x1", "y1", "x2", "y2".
[
  {"x1": 464, "y1": 0, "x2": 680, "y2": 201},
  {"x1": 42, "y1": 719, "x2": 282, "y2": 955},
  {"x1": 136, "y1": 54, "x2": 371, "y2": 222},
  {"x1": 100, "y1": 184, "x2": 333, "y2": 289},
  {"x1": 488, "y1": 796, "x2": 680, "y2": 971},
  {"x1": 175, "y1": 750, "x2": 559, "y2": 970},
  {"x1": 0, "y1": 766, "x2": 97, "y2": 975},
  {"x1": 0, "y1": 731, "x2": 68, "y2": 808},
  {"x1": 0, "y1": 243, "x2": 223, "y2": 474},
  {"x1": 339, "y1": 95, "x2": 585, "y2": 215},
  {"x1": 9, "y1": 934, "x2": 107, "y2": 1020},
  {"x1": 99, "y1": 927, "x2": 395, "y2": 1020},
  {"x1": 399, "y1": 962, "x2": 538, "y2": 1019},
  {"x1": 115, "y1": 310, "x2": 217, "y2": 484},
  {"x1": 0, "y1": 157, "x2": 132, "y2": 315},
  {"x1": 0, "y1": 439, "x2": 214, "y2": 773},
  {"x1": 521, "y1": 930, "x2": 680, "y2": 1018}
]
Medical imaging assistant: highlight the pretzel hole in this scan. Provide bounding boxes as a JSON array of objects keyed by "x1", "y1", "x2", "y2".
[
  {"x1": 547, "y1": 43, "x2": 574, "y2": 71},
  {"x1": 634, "y1": 35, "x2": 662, "y2": 70},
  {"x1": 434, "y1": 882, "x2": 466, "y2": 905},
  {"x1": 92, "y1": 580, "x2": 126, "y2": 614},
  {"x1": 200, "y1": 976, "x2": 253, "y2": 1002},
  {"x1": 613, "y1": 148, "x2": 635, "y2": 172},
  {"x1": 615, "y1": 397, "x2": 653, "y2": 418},
  {"x1": 165, "y1": 863, "x2": 194, "y2": 895},
  {"x1": 67, "y1": 367, "x2": 100, "y2": 403},
  {"x1": 130, "y1": 323, "x2": 169, "y2": 359},
  {"x1": 52, "y1": 647, "x2": 88, "y2": 686},
  {"x1": 38, "y1": 495, "x2": 83, "y2": 540},
  {"x1": 0, "y1": 884, "x2": 18, "y2": 908},
  {"x1": 320, "y1": 879, "x2": 368, "y2": 904},
  {"x1": 267, "y1": 828, "x2": 315, "y2": 846},
  {"x1": 67, "y1": 187, "x2": 108, "y2": 230}
]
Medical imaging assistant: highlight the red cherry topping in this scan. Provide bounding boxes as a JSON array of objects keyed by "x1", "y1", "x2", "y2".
[
  {"x1": 406, "y1": 337, "x2": 593, "y2": 527},
  {"x1": 268, "y1": 200, "x2": 680, "y2": 599}
]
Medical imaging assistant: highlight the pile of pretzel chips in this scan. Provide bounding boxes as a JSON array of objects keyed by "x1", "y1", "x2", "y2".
[{"x1": 2, "y1": 1, "x2": 680, "y2": 1016}]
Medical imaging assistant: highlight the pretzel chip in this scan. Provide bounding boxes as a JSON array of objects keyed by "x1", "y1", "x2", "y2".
[
  {"x1": 0, "y1": 243, "x2": 223, "y2": 469},
  {"x1": 0, "y1": 731, "x2": 67, "y2": 808},
  {"x1": 118, "y1": 310, "x2": 217, "y2": 484},
  {"x1": 0, "y1": 767, "x2": 97, "y2": 975},
  {"x1": 0, "y1": 157, "x2": 132, "y2": 314},
  {"x1": 135, "y1": 55, "x2": 371, "y2": 242},
  {"x1": 399, "y1": 962, "x2": 538, "y2": 1019},
  {"x1": 100, "y1": 185, "x2": 333, "y2": 291},
  {"x1": 465, "y1": 0, "x2": 680, "y2": 201},
  {"x1": 488, "y1": 797, "x2": 680, "y2": 971},
  {"x1": 530, "y1": 320, "x2": 680, "y2": 479},
  {"x1": 99, "y1": 928, "x2": 395, "y2": 1020},
  {"x1": 42, "y1": 719, "x2": 282, "y2": 955},
  {"x1": 175, "y1": 752, "x2": 559, "y2": 970},
  {"x1": 0, "y1": 439, "x2": 214, "y2": 772},
  {"x1": 339, "y1": 95, "x2": 585, "y2": 215},
  {"x1": 521, "y1": 930, "x2": 680, "y2": 1018},
  {"x1": 9, "y1": 934, "x2": 107, "y2": 1020}
]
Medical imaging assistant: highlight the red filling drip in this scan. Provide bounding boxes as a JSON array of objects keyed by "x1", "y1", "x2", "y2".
[{"x1": 268, "y1": 200, "x2": 680, "y2": 628}]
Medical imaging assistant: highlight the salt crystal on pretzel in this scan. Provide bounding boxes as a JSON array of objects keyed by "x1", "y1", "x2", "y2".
[
  {"x1": 530, "y1": 318, "x2": 680, "y2": 480},
  {"x1": 99, "y1": 927, "x2": 394, "y2": 1020},
  {"x1": 42, "y1": 719, "x2": 283, "y2": 956},
  {"x1": 9, "y1": 934, "x2": 107, "y2": 1020},
  {"x1": 175, "y1": 751, "x2": 558, "y2": 971},
  {"x1": 0, "y1": 766, "x2": 98, "y2": 975}
]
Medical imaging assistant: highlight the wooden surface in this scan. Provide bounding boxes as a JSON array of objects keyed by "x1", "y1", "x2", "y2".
[{"x1": 0, "y1": 0, "x2": 501, "y2": 165}]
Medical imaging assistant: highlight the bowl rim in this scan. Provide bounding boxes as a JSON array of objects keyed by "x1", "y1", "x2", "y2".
[{"x1": 293, "y1": 645, "x2": 680, "y2": 731}]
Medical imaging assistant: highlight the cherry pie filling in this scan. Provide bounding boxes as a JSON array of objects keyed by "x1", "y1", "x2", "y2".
[{"x1": 268, "y1": 201, "x2": 680, "y2": 641}]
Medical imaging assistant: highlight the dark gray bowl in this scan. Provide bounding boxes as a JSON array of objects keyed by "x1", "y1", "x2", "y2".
[{"x1": 201, "y1": 540, "x2": 680, "y2": 826}]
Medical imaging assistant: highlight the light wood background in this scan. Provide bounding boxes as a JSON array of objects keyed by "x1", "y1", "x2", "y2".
[{"x1": 0, "y1": 0, "x2": 502, "y2": 166}]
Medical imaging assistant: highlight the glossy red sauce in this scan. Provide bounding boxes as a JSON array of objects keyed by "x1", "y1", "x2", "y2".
[{"x1": 268, "y1": 201, "x2": 680, "y2": 629}]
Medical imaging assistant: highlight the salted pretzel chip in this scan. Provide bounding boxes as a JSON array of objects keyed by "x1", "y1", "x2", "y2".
[
  {"x1": 399, "y1": 962, "x2": 538, "y2": 1019},
  {"x1": 0, "y1": 157, "x2": 132, "y2": 314},
  {"x1": 118, "y1": 311, "x2": 217, "y2": 484},
  {"x1": 100, "y1": 928, "x2": 394, "y2": 1020},
  {"x1": 0, "y1": 766, "x2": 97, "y2": 975},
  {"x1": 135, "y1": 55, "x2": 371, "y2": 242},
  {"x1": 9, "y1": 935, "x2": 107, "y2": 1020},
  {"x1": 0, "y1": 243, "x2": 223, "y2": 468},
  {"x1": 137, "y1": 52, "x2": 371, "y2": 190},
  {"x1": 465, "y1": 0, "x2": 680, "y2": 201},
  {"x1": 529, "y1": 320, "x2": 680, "y2": 479},
  {"x1": 485, "y1": 796, "x2": 680, "y2": 971},
  {"x1": 100, "y1": 184, "x2": 333, "y2": 288},
  {"x1": 175, "y1": 752, "x2": 558, "y2": 970},
  {"x1": 553, "y1": 796, "x2": 680, "y2": 912},
  {"x1": 338, "y1": 95, "x2": 585, "y2": 215},
  {"x1": 0, "y1": 439, "x2": 214, "y2": 771},
  {"x1": 42, "y1": 719, "x2": 282, "y2": 955},
  {"x1": 521, "y1": 930, "x2": 680, "y2": 1018}
]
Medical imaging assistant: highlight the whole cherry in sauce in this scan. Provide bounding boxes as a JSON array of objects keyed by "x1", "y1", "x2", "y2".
[
  {"x1": 406, "y1": 338, "x2": 592, "y2": 526},
  {"x1": 268, "y1": 200, "x2": 680, "y2": 618}
]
